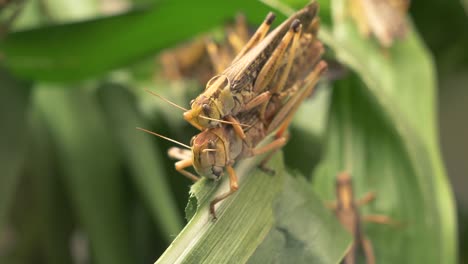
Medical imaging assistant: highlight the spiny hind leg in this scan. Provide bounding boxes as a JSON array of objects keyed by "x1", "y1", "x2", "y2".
[
  {"x1": 254, "y1": 19, "x2": 302, "y2": 93},
  {"x1": 232, "y1": 12, "x2": 276, "y2": 62},
  {"x1": 168, "y1": 147, "x2": 200, "y2": 182},
  {"x1": 209, "y1": 165, "x2": 239, "y2": 220},
  {"x1": 268, "y1": 61, "x2": 328, "y2": 139},
  {"x1": 256, "y1": 20, "x2": 303, "y2": 119}
]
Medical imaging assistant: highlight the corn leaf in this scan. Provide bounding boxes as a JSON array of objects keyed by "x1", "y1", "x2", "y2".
[{"x1": 156, "y1": 153, "x2": 351, "y2": 263}]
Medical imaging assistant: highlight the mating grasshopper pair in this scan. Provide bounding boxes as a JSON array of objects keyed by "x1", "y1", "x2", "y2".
[
  {"x1": 329, "y1": 172, "x2": 398, "y2": 264},
  {"x1": 142, "y1": 2, "x2": 326, "y2": 218}
]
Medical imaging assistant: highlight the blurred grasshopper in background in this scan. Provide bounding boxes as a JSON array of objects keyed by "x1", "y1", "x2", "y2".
[
  {"x1": 182, "y1": 2, "x2": 319, "y2": 140},
  {"x1": 329, "y1": 172, "x2": 399, "y2": 264},
  {"x1": 348, "y1": 0, "x2": 409, "y2": 47},
  {"x1": 158, "y1": 13, "x2": 252, "y2": 86}
]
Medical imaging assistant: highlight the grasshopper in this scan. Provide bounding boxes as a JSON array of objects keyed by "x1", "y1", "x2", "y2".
[
  {"x1": 349, "y1": 0, "x2": 409, "y2": 47},
  {"x1": 183, "y1": 2, "x2": 320, "y2": 139},
  {"x1": 329, "y1": 172, "x2": 398, "y2": 264}
]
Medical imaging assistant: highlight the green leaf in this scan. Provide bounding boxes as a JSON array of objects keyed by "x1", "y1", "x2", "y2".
[
  {"x1": 34, "y1": 85, "x2": 136, "y2": 264},
  {"x1": 97, "y1": 82, "x2": 183, "y2": 240},
  {"x1": 313, "y1": 77, "x2": 449, "y2": 263},
  {"x1": 22, "y1": 111, "x2": 73, "y2": 264},
  {"x1": 1, "y1": 1, "x2": 274, "y2": 81},
  {"x1": 0, "y1": 69, "x2": 30, "y2": 231},
  {"x1": 284, "y1": 85, "x2": 331, "y2": 176},
  {"x1": 156, "y1": 153, "x2": 351, "y2": 263},
  {"x1": 1, "y1": 0, "x2": 330, "y2": 82},
  {"x1": 311, "y1": 0, "x2": 457, "y2": 262}
]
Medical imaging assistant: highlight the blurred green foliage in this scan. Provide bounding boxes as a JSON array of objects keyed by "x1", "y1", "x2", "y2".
[{"x1": 0, "y1": 0, "x2": 464, "y2": 263}]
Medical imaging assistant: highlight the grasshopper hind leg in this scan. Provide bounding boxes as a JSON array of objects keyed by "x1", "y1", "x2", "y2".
[
  {"x1": 250, "y1": 135, "x2": 289, "y2": 175},
  {"x1": 232, "y1": 12, "x2": 276, "y2": 62},
  {"x1": 361, "y1": 237, "x2": 376, "y2": 264}
]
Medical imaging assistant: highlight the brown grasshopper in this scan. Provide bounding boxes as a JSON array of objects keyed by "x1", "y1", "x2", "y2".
[
  {"x1": 329, "y1": 172, "x2": 398, "y2": 264},
  {"x1": 183, "y1": 2, "x2": 320, "y2": 139},
  {"x1": 348, "y1": 0, "x2": 409, "y2": 47}
]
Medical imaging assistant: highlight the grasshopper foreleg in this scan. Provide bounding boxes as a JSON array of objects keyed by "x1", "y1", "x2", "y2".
[
  {"x1": 226, "y1": 115, "x2": 247, "y2": 139},
  {"x1": 209, "y1": 165, "x2": 239, "y2": 220},
  {"x1": 168, "y1": 147, "x2": 200, "y2": 182}
]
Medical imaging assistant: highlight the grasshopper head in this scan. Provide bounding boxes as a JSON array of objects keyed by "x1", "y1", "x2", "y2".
[
  {"x1": 184, "y1": 95, "x2": 223, "y2": 130},
  {"x1": 184, "y1": 75, "x2": 232, "y2": 130},
  {"x1": 191, "y1": 129, "x2": 227, "y2": 180}
]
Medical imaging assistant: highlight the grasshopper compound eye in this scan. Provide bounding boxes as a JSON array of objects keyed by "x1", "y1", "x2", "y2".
[{"x1": 202, "y1": 104, "x2": 211, "y2": 115}]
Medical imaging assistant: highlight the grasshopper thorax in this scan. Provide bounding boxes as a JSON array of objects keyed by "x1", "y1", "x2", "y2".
[
  {"x1": 191, "y1": 128, "x2": 229, "y2": 180},
  {"x1": 336, "y1": 172, "x2": 355, "y2": 210},
  {"x1": 184, "y1": 75, "x2": 235, "y2": 129}
]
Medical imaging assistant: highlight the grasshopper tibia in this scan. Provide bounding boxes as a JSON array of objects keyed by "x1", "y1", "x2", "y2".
[
  {"x1": 362, "y1": 237, "x2": 376, "y2": 264},
  {"x1": 254, "y1": 19, "x2": 303, "y2": 93},
  {"x1": 210, "y1": 165, "x2": 238, "y2": 220},
  {"x1": 233, "y1": 12, "x2": 276, "y2": 62}
]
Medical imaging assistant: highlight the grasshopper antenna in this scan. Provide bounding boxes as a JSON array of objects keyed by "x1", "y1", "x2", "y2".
[
  {"x1": 144, "y1": 89, "x2": 188, "y2": 111},
  {"x1": 145, "y1": 89, "x2": 249, "y2": 127},
  {"x1": 199, "y1": 115, "x2": 252, "y2": 127},
  {"x1": 137, "y1": 127, "x2": 191, "y2": 149}
]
